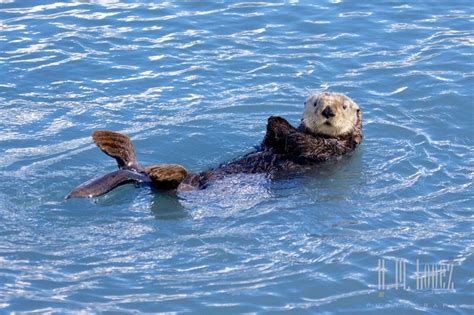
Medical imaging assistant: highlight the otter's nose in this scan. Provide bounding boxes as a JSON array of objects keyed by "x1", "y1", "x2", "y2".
[{"x1": 321, "y1": 106, "x2": 335, "y2": 119}]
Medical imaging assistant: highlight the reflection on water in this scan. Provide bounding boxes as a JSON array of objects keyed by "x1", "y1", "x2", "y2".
[
  {"x1": 150, "y1": 191, "x2": 187, "y2": 220},
  {"x1": 0, "y1": 0, "x2": 473, "y2": 313}
]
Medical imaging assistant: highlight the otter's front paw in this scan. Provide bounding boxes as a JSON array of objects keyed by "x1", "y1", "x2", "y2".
[{"x1": 267, "y1": 116, "x2": 292, "y2": 129}]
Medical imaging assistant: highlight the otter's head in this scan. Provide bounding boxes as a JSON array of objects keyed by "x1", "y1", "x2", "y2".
[{"x1": 302, "y1": 92, "x2": 360, "y2": 137}]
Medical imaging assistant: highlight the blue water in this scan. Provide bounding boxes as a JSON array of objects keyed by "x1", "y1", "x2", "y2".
[{"x1": 0, "y1": 1, "x2": 473, "y2": 313}]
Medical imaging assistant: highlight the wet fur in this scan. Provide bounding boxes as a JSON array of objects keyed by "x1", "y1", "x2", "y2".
[
  {"x1": 302, "y1": 92, "x2": 360, "y2": 137},
  {"x1": 181, "y1": 93, "x2": 362, "y2": 188},
  {"x1": 67, "y1": 93, "x2": 363, "y2": 198},
  {"x1": 182, "y1": 113, "x2": 362, "y2": 189}
]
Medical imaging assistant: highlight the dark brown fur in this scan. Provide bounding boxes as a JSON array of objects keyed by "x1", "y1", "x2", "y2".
[
  {"x1": 67, "y1": 113, "x2": 362, "y2": 198},
  {"x1": 181, "y1": 113, "x2": 362, "y2": 189}
]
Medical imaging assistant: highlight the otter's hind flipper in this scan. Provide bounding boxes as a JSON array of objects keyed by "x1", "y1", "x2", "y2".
[
  {"x1": 145, "y1": 164, "x2": 187, "y2": 190},
  {"x1": 92, "y1": 130, "x2": 140, "y2": 170},
  {"x1": 66, "y1": 169, "x2": 150, "y2": 199}
]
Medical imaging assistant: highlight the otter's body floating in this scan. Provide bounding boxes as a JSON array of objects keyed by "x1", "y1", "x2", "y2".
[{"x1": 67, "y1": 93, "x2": 363, "y2": 198}]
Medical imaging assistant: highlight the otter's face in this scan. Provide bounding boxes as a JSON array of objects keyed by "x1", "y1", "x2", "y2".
[{"x1": 302, "y1": 92, "x2": 360, "y2": 137}]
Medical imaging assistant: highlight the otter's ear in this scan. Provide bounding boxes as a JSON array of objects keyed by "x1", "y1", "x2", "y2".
[{"x1": 356, "y1": 108, "x2": 362, "y2": 122}]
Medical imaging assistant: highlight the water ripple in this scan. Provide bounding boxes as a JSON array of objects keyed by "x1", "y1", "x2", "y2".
[{"x1": 0, "y1": 0, "x2": 473, "y2": 313}]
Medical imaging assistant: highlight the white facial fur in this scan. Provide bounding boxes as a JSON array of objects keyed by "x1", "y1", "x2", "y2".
[{"x1": 302, "y1": 92, "x2": 360, "y2": 137}]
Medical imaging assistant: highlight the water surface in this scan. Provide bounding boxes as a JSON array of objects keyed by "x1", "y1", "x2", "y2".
[{"x1": 0, "y1": 1, "x2": 473, "y2": 313}]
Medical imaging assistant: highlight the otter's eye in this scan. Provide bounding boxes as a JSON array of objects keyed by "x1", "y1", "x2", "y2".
[
  {"x1": 314, "y1": 102, "x2": 317, "y2": 107},
  {"x1": 342, "y1": 104, "x2": 347, "y2": 110}
]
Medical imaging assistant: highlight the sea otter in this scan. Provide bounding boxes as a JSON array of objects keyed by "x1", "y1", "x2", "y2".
[{"x1": 66, "y1": 92, "x2": 362, "y2": 198}]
